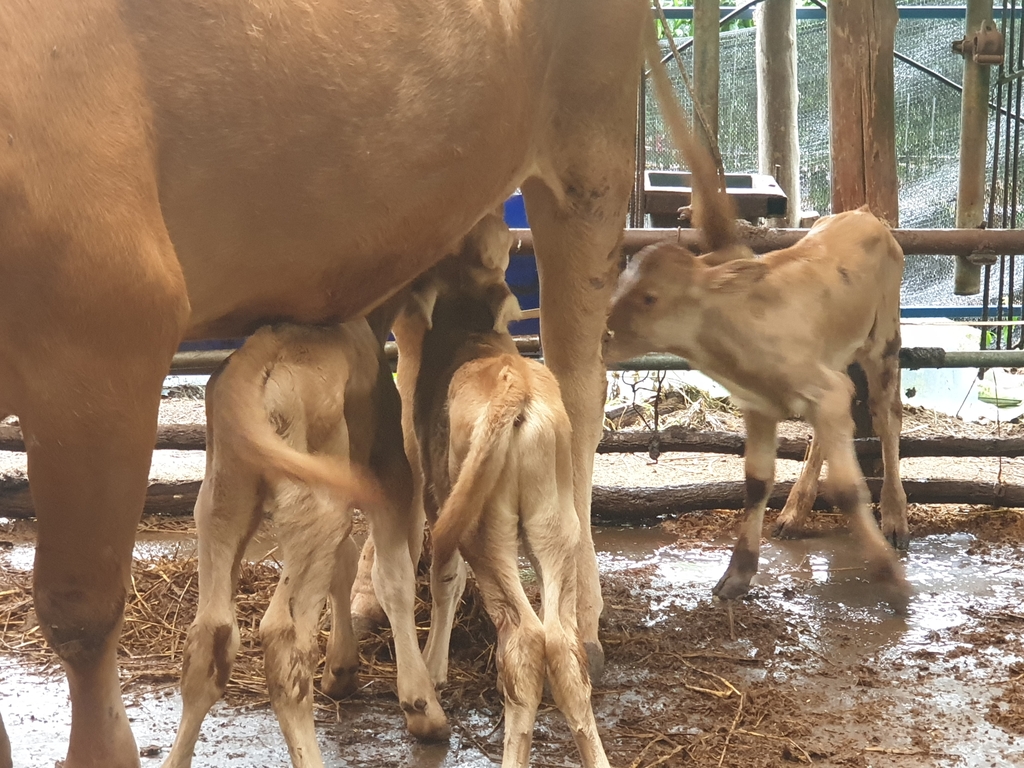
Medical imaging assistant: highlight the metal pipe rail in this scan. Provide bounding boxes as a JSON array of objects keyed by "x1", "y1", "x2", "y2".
[
  {"x1": 507, "y1": 227, "x2": 1024, "y2": 256},
  {"x1": 169, "y1": 337, "x2": 1024, "y2": 376}
]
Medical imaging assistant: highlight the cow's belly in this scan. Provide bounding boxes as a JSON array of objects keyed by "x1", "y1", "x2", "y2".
[{"x1": 123, "y1": 0, "x2": 542, "y2": 338}]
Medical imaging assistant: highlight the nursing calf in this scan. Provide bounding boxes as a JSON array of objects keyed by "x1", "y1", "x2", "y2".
[
  {"x1": 605, "y1": 209, "x2": 909, "y2": 610},
  {"x1": 393, "y1": 217, "x2": 609, "y2": 768},
  {"x1": 163, "y1": 320, "x2": 441, "y2": 768}
]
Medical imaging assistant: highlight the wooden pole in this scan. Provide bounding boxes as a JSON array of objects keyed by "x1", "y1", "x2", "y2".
[
  {"x1": 827, "y1": 0, "x2": 899, "y2": 457},
  {"x1": 693, "y1": 0, "x2": 720, "y2": 157},
  {"x1": 756, "y1": 0, "x2": 800, "y2": 227},
  {"x1": 827, "y1": 0, "x2": 899, "y2": 225},
  {"x1": 954, "y1": 0, "x2": 996, "y2": 295}
]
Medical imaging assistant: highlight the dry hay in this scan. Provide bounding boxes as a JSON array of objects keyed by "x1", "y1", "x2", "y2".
[{"x1": 0, "y1": 548, "x2": 500, "y2": 716}]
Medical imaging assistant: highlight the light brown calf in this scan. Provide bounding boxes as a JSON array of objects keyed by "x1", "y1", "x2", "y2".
[
  {"x1": 162, "y1": 320, "x2": 436, "y2": 768},
  {"x1": 603, "y1": 50, "x2": 909, "y2": 609},
  {"x1": 604, "y1": 212, "x2": 909, "y2": 610},
  {"x1": 392, "y1": 217, "x2": 609, "y2": 768}
]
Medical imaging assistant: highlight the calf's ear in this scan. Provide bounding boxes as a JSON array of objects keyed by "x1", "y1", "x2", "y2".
[
  {"x1": 406, "y1": 283, "x2": 439, "y2": 330},
  {"x1": 486, "y1": 283, "x2": 522, "y2": 330}
]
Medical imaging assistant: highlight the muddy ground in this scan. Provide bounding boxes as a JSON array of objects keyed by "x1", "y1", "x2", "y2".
[{"x1": 2, "y1": 389, "x2": 1024, "y2": 767}]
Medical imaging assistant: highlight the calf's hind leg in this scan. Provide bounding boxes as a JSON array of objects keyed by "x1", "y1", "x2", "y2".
[
  {"x1": 365, "y1": 380, "x2": 449, "y2": 741},
  {"x1": 0, "y1": 710, "x2": 10, "y2": 768},
  {"x1": 321, "y1": 536, "x2": 362, "y2": 699},
  {"x1": 465, "y1": 541, "x2": 546, "y2": 768},
  {"x1": 857, "y1": 344, "x2": 908, "y2": 549},
  {"x1": 261, "y1": 485, "x2": 352, "y2": 768},
  {"x1": 163, "y1": 464, "x2": 262, "y2": 768},
  {"x1": 520, "y1": 440, "x2": 609, "y2": 768},
  {"x1": 773, "y1": 437, "x2": 824, "y2": 539},
  {"x1": 810, "y1": 371, "x2": 911, "y2": 611}
]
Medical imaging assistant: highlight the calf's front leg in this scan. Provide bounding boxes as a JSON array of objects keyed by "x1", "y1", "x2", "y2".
[{"x1": 713, "y1": 410, "x2": 777, "y2": 600}]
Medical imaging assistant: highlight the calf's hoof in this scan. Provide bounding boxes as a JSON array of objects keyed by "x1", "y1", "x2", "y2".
[
  {"x1": 401, "y1": 697, "x2": 450, "y2": 742},
  {"x1": 584, "y1": 641, "x2": 605, "y2": 683},
  {"x1": 771, "y1": 516, "x2": 805, "y2": 540},
  {"x1": 712, "y1": 569, "x2": 753, "y2": 601},
  {"x1": 882, "y1": 525, "x2": 911, "y2": 552},
  {"x1": 351, "y1": 612, "x2": 386, "y2": 640},
  {"x1": 321, "y1": 664, "x2": 360, "y2": 700},
  {"x1": 868, "y1": 559, "x2": 912, "y2": 615}
]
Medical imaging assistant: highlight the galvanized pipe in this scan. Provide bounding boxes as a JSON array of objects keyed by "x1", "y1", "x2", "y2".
[
  {"x1": 509, "y1": 227, "x2": 1024, "y2": 256},
  {"x1": 170, "y1": 338, "x2": 1024, "y2": 376},
  {"x1": 954, "y1": 0, "x2": 996, "y2": 295}
]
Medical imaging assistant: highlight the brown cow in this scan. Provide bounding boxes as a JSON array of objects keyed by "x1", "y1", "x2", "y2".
[
  {"x1": 391, "y1": 215, "x2": 608, "y2": 768},
  {"x1": 0, "y1": 1, "x2": 655, "y2": 763},
  {"x1": 161, "y1": 319, "x2": 430, "y2": 768}
]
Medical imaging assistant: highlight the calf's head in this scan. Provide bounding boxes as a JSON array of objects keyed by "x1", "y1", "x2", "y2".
[
  {"x1": 603, "y1": 241, "x2": 703, "y2": 364},
  {"x1": 408, "y1": 212, "x2": 521, "y2": 333}
]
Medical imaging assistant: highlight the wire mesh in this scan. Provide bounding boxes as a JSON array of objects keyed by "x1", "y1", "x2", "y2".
[
  {"x1": 983, "y1": 0, "x2": 1024, "y2": 349},
  {"x1": 642, "y1": 3, "x2": 1001, "y2": 312}
]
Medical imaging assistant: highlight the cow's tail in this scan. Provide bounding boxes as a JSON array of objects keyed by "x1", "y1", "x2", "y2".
[
  {"x1": 431, "y1": 365, "x2": 527, "y2": 565},
  {"x1": 213, "y1": 330, "x2": 386, "y2": 511},
  {"x1": 642, "y1": 2, "x2": 742, "y2": 255}
]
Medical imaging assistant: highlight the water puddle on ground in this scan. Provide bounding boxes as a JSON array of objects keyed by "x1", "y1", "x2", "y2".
[{"x1": 3, "y1": 522, "x2": 1024, "y2": 766}]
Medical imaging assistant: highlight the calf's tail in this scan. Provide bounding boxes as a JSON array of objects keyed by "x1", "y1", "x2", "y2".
[
  {"x1": 213, "y1": 330, "x2": 386, "y2": 511},
  {"x1": 431, "y1": 364, "x2": 527, "y2": 564}
]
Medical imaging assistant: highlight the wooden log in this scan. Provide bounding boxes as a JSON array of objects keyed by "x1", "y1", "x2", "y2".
[
  {"x1": 4, "y1": 422, "x2": 1024, "y2": 461},
  {"x1": 597, "y1": 428, "x2": 1024, "y2": 460},
  {"x1": 755, "y1": 0, "x2": 800, "y2": 227},
  {"x1": 826, "y1": 0, "x2": 899, "y2": 224},
  {"x1": 0, "y1": 475, "x2": 203, "y2": 519},
  {"x1": 591, "y1": 479, "x2": 1024, "y2": 523},
  {"x1": 3, "y1": 474, "x2": 1023, "y2": 522}
]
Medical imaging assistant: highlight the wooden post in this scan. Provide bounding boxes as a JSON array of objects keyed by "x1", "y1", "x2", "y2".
[
  {"x1": 827, "y1": 0, "x2": 899, "y2": 225},
  {"x1": 693, "y1": 0, "x2": 720, "y2": 156},
  {"x1": 954, "y1": 0, "x2": 995, "y2": 295},
  {"x1": 756, "y1": 0, "x2": 800, "y2": 227},
  {"x1": 827, "y1": 0, "x2": 899, "y2": 461}
]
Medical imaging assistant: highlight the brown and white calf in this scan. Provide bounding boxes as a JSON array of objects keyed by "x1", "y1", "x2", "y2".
[
  {"x1": 604, "y1": 207, "x2": 909, "y2": 610},
  {"x1": 391, "y1": 216, "x2": 609, "y2": 768},
  {"x1": 163, "y1": 320, "x2": 436, "y2": 768}
]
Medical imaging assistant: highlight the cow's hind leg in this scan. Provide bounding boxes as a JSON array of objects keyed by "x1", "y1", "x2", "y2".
[
  {"x1": 810, "y1": 371, "x2": 911, "y2": 611},
  {"x1": 261, "y1": 485, "x2": 351, "y2": 768},
  {"x1": 857, "y1": 342, "x2": 908, "y2": 549},
  {"x1": 524, "y1": 186, "x2": 628, "y2": 679},
  {"x1": 713, "y1": 411, "x2": 777, "y2": 600},
  {"x1": 12, "y1": 230, "x2": 187, "y2": 768},
  {"x1": 163, "y1": 463, "x2": 262, "y2": 768},
  {"x1": 773, "y1": 437, "x2": 824, "y2": 539},
  {"x1": 321, "y1": 536, "x2": 361, "y2": 699}
]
